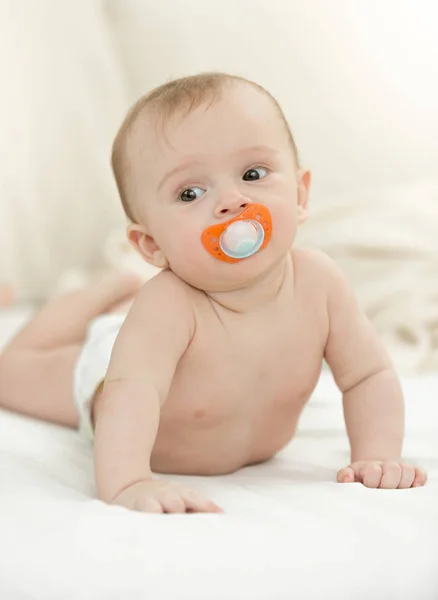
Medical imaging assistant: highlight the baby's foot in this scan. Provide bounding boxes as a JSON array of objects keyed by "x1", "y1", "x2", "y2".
[
  {"x1": 51, "y1": 270, "x2": 145, "y2": 317},
  {"x1": 91, "y1": 271, "x2": 145, "y2": 314},
  {"x1": 0, "y1": 284, "x2": 14, "y2": 307}
]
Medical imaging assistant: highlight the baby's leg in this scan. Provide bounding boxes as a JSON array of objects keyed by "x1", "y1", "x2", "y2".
[
  {"x1": 7, "y1": 273, "x2": 140, "y2": 351},
  {"x1": 0, "y1": 273, "x2": 141, "y2": 427}
]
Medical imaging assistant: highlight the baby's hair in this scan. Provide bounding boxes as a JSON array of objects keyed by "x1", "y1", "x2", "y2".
[{"x1": 111, "y1": 72, "x2": 299, "y2": 222}]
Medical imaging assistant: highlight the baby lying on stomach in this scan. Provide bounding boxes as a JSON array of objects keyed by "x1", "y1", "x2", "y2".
[{"x1": 0, "y1": 72, "x2": 427, "y2": 513}]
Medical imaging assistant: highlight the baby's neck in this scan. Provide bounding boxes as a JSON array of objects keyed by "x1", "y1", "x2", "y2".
[{"x1": 207, "y1": 253, "x2": 294, "y2": 314}]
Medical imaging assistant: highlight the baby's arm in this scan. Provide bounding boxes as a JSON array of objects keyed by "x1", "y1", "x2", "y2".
[
  {"x1": 93, "y1": 272, "x2": 222, "y2": 513},
  {"x1": 319, "y1": 254, "x2": 427, "y2": 489}
]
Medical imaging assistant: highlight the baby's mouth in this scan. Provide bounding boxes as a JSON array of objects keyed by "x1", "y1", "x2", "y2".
[{"x1": 201, "y1": 204, "x2": 272, "y2": 263}]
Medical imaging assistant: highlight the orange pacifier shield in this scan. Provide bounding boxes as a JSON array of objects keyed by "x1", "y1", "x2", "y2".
[{"x1": 201, "y1": 204, "x2": 272, "y2": 263}]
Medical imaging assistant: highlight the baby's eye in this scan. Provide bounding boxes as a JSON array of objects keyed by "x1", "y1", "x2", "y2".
[
  {"x1": 242, "y1": 167, "x2": 268, "y2": 181},
  {"x1": 179, "y1": 187, "x2": 205, "y2": 202}
]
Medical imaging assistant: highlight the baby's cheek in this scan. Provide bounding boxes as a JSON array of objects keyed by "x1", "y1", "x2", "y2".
[
  {"x1": 168, "y1": 229, "x2": 210, "y2": 276},
  {"x1": 180, "y1": 228, "x2": 205, "y2": 260},
  {"x1": 162, "y1": 216, "x2": 197, "y2": 254},
  {"x1": 269, "y1": 205, "x2": 297, "y2": 247}
]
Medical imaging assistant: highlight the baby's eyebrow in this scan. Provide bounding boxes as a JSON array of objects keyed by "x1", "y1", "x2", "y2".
[
  {"x1": 157, "y1": 160, "x2": 203, "y2": 191},
  {"x1": 232, "y1": 145, "x2": 279, "y2": 157}
]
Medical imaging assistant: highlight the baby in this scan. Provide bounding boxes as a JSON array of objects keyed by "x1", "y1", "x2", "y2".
[
  {"x1": 0, "y1": 73, "x2": 427, "y2": 513},
  {"x1": 0, "y1": 284, "x2": 14, "y2": 307}
]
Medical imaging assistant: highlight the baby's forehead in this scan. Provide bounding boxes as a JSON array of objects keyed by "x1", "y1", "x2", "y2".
[{"x1": 131, "y1": 84, "x2": 285, "y2": 162}]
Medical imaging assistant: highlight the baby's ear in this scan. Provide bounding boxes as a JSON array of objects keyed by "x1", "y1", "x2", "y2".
[
  {"x1": 297, "y1": 169, "x2": 311, "y2": 224},
  {"x1": 127, "y1": 224, "x2": 169, "y2": 269}
]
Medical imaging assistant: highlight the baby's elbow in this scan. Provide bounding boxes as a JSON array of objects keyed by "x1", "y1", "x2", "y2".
[{"x1": 340, "y1": 365, "x2": 395, "y2": 395}]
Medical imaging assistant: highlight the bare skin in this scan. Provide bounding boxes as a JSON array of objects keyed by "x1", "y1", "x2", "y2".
[
  {"x1": 0, "y1": 81, "x2": 427, "y2": 514},
  {"x1": 102, "y1": 254, "x2": 322, "y2": 480},
  {"x1": 0, "y1": 274, "x2": 141, "y2": 427},
  {"x1": 0, "y1": 284, "x2": 14, "y2": 307}
]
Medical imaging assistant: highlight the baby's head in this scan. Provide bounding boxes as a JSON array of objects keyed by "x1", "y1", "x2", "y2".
[{"x1": 111, "y1": 72, "x2": 310, "y2": 292}]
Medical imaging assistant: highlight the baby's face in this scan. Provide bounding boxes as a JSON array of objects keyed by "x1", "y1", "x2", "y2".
[{"x1": 129, "y1": 83, "x2": 309, "y2": 292}]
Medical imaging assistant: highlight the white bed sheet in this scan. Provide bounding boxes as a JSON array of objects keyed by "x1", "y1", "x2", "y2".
[{"x1": 0, "y1": 308, "x2": 437, "y2": 599}]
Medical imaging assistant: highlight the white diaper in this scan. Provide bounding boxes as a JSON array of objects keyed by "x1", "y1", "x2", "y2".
[{"x1": 73, "y1": 313, "x2": 127, "y2": 441}]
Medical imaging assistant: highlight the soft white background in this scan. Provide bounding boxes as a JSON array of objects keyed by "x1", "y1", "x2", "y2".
[{"x1": 0, "y1": 0, "x2": 437, "y2": 371}]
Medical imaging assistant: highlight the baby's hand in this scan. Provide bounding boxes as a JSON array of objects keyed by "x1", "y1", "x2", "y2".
[
  {"x1": 337, "y1": 461, "x2": 427, "y2": 489},
  {"x1": 111, "y1": 479, "x2": 224, "y2": 514}
]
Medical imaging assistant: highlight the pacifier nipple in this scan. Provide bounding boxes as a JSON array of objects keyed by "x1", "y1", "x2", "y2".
[{"x1": 220, "y1": 220, "x2": 264, "y2": 259}]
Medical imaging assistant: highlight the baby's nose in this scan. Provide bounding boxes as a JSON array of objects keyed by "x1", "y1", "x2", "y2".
[{"x1": 215, "y1": 195, "x2": 251, "y2": 218}]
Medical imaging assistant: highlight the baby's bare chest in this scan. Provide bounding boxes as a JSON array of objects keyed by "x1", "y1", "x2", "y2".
[{"x1": 165, "y1": 303, "x2": 326, "y2": 421}]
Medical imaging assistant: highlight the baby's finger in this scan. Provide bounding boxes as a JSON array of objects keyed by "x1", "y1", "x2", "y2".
[
  {"x1": 160, "y1": 493, "x2": 187, "y2": 514},
  {"x1": 397, "y1": 464, "x2": 416, "y2": 489},
  {"x1": 336, "y1": 466, "x2": 356, "y2": 483},
  {"x1": 380, "y1": 461, "x2": 402, "y2": 489},
  {"x1": 182, "y1": 490, "x2": 224, "y2": 513},
  {"x1": 359, "y1": 463, "x2": 383, "y2": 488},
  {"x1": 413, "y1": 467, "x2": 428, "y2": 487},
  {"x1": 134, "y1": 497, "x2": 163, "y2": 514}
]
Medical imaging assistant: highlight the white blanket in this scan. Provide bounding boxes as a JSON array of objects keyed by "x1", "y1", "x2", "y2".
[{"x1": 0, "y1": 309, "x2": 437, "y2": 599}]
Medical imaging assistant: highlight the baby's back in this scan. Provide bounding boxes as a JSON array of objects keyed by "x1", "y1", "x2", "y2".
[{"x1": 150, "y1": 250, "x2": 329, "y2": 475}]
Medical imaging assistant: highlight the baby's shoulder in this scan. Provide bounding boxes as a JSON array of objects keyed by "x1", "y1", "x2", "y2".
[
  {"x1": 133, "y1": 269, "x2": 196, "y2": 317},
  {"x1": 291, "y1": 248, "x2": 351, "y2": 298},
  {"x1": 292, "y1": 247, "x2": 339, "y2": 281}
]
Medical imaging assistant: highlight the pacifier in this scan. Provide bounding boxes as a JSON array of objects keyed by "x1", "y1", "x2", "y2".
[{"x1": 201, "y1": 204, "x2": 272, "y2": 263}]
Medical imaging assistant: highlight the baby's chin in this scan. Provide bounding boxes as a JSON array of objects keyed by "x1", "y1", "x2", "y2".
[{"x1": 171, "y1": 247, "x2": 286, "y2": 293}]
